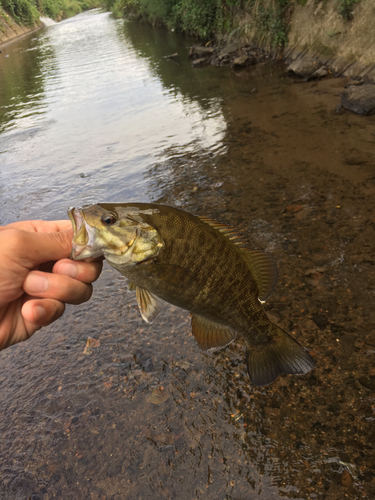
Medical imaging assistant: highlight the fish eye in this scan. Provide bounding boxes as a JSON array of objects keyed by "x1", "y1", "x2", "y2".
[{"x1": 101, "y1": 212, "x2": 117, "y2": 226}]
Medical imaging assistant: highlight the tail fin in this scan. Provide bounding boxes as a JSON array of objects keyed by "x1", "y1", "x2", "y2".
[{"x1": 246, "y1": 324, "x2": 315, "y2": 387}]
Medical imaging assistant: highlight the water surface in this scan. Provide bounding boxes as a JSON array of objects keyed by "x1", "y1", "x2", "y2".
[{"x1": 1, "y1": 9, "x2": 375, "y2": 500}]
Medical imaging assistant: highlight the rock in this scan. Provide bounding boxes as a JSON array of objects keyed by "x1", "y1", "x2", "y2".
[
  {"x1": 338, "y1": 84, "x2": 375, "y2": 115},
  {"x1": 309, "y1": 66, "x2": 328, "y2": 80},
  {"x1": 358, "y1": 376, "x2": 375, "y2": 390},
  {"x1": 287, "y1": 58, "x2": 322, "y2": 79},
  {"x1": 344, "y1": 149, "x2": 371, "y2": 165},
  {"x1": 191, "y1": 57, "x2": 209, "y2": 68},
  {"x1": 218, "y1": 56, "x2": 231, "y2": 67},
  {"x1": 345, "y1": 79, "x2": 364, "y2": 87},
  {"x1": 304, "y1": 267, "x2": 327, "y2": 276},
  {"x1": 219, "y1": 42, "x2": 241, "y2": 57},
  {"x1": 312, "y1": 315, "x2": 328, "y2": 330},
  {"x1": 189, "y1": 46, "x2": 214, "y2": 60},
  {"x1": 233, "y1": 54, "x2": 249, "y2": 68},
  {"x1": 341, "y1": 469, "x2": 353, "y2": 487}
]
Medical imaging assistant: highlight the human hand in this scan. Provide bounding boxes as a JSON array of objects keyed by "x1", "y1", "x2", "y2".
[{"x1": 0, "y1": 220, "x2": 103, "y2": 350}]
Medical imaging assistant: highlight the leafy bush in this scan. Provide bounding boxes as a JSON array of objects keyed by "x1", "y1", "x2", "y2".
[
  {"x1": 172, "y1": 0, "x2": 219, "y2": 38},
  {"x1": 1, "y1": 0, "x2": 39, "y2": 26},
  {"x1": 108, "y1": 0, "x2": 247, "y2": 38},
  {"x1": 254, "y1": 0, "x2": 290, "y2": 48}
]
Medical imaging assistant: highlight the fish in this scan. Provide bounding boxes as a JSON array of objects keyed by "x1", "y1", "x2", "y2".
[{"x1": 68, "y1": 203, "x2": 315, "y2": 386}]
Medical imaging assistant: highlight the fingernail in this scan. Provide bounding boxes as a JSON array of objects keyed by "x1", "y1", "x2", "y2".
[
  {"x1": 24, "y1": 274, "x2": 49, "y2": 293},
  {"x1": 34, "y1": 305, "x2": 46, "y2": 322},
  {"x1": 56, "y1": 262, "x2": 77, "y2": 278}
]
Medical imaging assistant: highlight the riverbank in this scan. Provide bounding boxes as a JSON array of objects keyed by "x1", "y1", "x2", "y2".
[
  {"x1": 0, "y1": 9, "x2": 42, "y2": 49},
  {"x1": 209, "y1": 0, "x2": 375, "y2": 83},
  {"x1": 285, "y1": 0, "x2": 375, "y2": 83},
  {"x1": 109, "y1": 0, "x2": 375, "y2": 84}
]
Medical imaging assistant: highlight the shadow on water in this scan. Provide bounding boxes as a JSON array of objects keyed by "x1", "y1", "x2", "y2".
[{"x1": 0, "y1": 10, "x2": 375, "y2": 500}]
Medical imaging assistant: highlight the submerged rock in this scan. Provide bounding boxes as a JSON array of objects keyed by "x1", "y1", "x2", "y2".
[{"x1": 338, "y1": 84, "x2": 375, "y2": 115}]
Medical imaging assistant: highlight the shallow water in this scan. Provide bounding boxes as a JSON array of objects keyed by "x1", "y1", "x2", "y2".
[{"x1": 1, "y1": 9, "x2": 375, "y2": 500}]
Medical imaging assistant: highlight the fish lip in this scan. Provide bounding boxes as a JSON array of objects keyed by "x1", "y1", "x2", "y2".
[
  {"x1": 68, "y1": 207, "x2": 90, "y2": 259},
  {"x1": 68, "y1": 207, "x2": 80, "y2": 235}
]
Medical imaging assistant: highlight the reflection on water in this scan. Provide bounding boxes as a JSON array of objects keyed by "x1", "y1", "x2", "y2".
[
  {"x1": 1, "y1": 8, "x2": 375, "y2": 500},
  {"x1": 0, "y1": 10, "x2": 226, "y2": 225}
]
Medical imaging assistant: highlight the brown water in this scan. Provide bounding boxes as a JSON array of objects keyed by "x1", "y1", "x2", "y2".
[{"x1": 1, "y1": 9, "x2": 375, "y2": 500}]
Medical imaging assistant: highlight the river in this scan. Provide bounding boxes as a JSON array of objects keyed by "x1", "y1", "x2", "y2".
[{"x1": 0, "y1": 9, "x2": 375, "y2": 500}]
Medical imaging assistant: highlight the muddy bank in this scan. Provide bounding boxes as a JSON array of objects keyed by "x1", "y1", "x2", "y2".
[
  {"x1": 285, "y1": 0, "x2": 375, "y2": 83},
  {"x1": 0, "y1": 10, "x2": 42, "y2": 49},
  {"x1": 220, "y1": 0, "x2": 375, "y2": 83}
]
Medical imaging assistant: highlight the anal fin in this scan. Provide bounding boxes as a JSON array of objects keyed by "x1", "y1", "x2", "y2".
[
  {"x1": 136, "y1": 287, "x2": 164, "y2": 324},
  {"x1": 191, "y1": 314, "x2": 236, "y2": 351}
]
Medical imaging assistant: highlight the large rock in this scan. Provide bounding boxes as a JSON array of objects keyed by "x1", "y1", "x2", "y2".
[
  {"x1": 233, "y1": 54, "x2": 250, "y2": 68},
  {"x1": 189, "y1": 46, "x2": 214, "y2": 60},
  {"x1": 287, "y1": 58, "x2": 323, "y2": 79},
  {"x1": 191, "y1": 57, "x2": 209, "y2": 68},
  {"x1": 338, "y1": 84, "x2": 375, "y2": 115},
  {"x1": 219, "y1": 42, "x2": 241, "y2": 57}
]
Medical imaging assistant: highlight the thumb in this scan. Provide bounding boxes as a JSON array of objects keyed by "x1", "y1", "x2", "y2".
[{"x1": 11, "y1": 228, "x2": 73, "y2": 268}]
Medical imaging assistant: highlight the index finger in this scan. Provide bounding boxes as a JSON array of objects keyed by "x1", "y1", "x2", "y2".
[{"x1": 0, "y1": 220, "x2": 72, "y2": 233}]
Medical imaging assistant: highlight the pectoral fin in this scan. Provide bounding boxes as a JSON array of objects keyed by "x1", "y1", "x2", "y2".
[
  {"x1": 191, "y1": 314, "x2": 236, "y2": 351},
  {"x1": 136, "y1": 287, "x2": 164, "y2": 324}
]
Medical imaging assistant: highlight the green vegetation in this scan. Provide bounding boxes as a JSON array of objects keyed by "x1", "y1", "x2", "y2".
[
  {"x1": 249, "y1": 0, "x2": 291, "y2": 48},
  {"x1": 105, "y1": 0, "x2": 363, "y2": 49},
  {"x1": 105, "y1": 0, "x2": 247, "y2": 39},
  {"x1": 337, "y1": 0, "x2": 361, "y2": 21},
  {"x1": 105, "y1": 0, "x2": 291, "y2": 48},
  {"x1": 0, "y1": 0, "x2": 102, "y2": 26}
]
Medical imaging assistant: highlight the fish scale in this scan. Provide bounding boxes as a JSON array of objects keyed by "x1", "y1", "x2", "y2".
[{"x1": 69, "y1": 202, "x2": 315, "y2": 386}]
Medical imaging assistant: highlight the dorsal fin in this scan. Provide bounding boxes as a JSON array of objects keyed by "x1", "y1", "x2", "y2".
[
  {"x1": 241, "y1": 249, "x2": 278, "y2": 302},
  {"x1": 198, "y1": 217, "x2": 246, "y2": 246},
  {"x1": 191, "y1": 314, "x2": 236, "y2": 351}
]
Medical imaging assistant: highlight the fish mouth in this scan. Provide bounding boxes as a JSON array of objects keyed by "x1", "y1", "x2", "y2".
[{"x1": 68, "y1": 207, "x2": 100, "y2": 260}]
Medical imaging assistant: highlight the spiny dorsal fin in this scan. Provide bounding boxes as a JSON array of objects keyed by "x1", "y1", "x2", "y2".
[
  {"x1": 136, "y1": 287, "x2": 164, "y2": 324},
  {"x1": 241, "y1": 249, "x2": 278, "y2": 302},
  {"x1": 198, "y1": 217, "x2": 246, "y2": 246},
  {"x1": 191, "y1": 314, "x2": 236, "y2": 351}
]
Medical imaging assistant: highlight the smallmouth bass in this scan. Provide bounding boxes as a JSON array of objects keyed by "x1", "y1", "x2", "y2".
[{"x1": 68, "y1": 203, "x2": 315, "y2": 386}]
